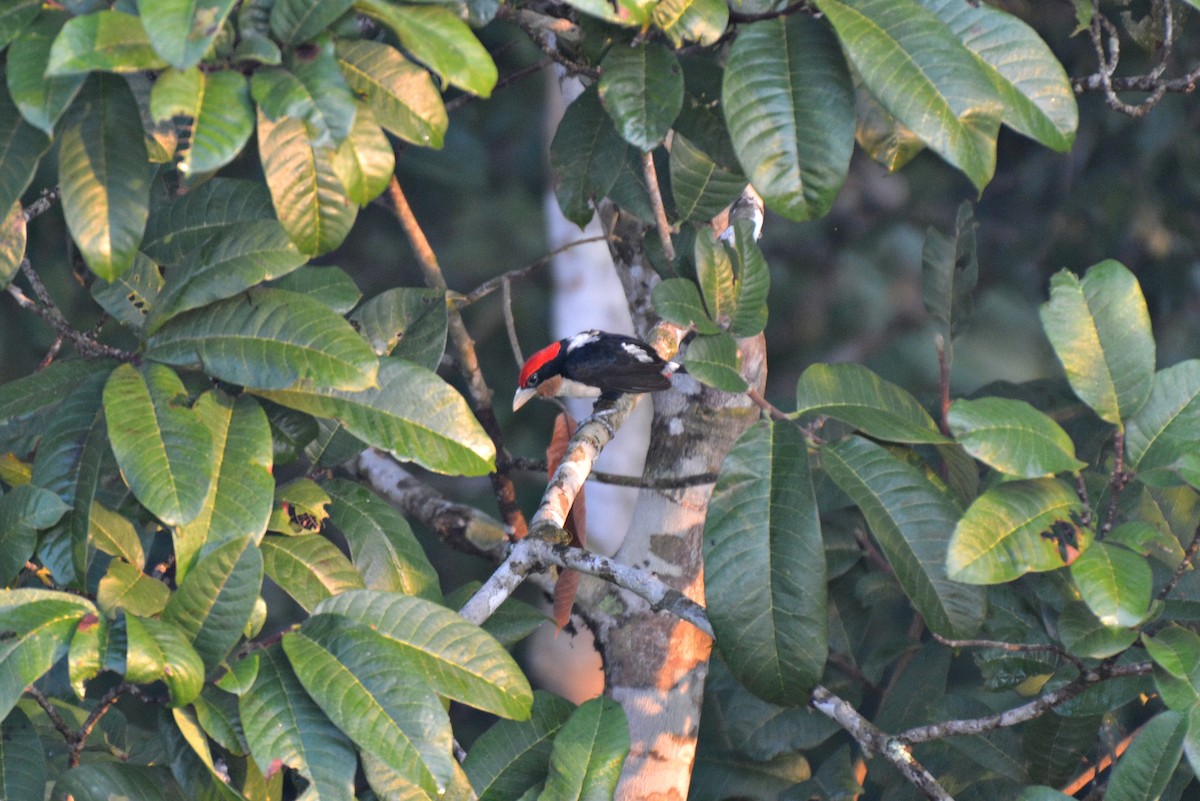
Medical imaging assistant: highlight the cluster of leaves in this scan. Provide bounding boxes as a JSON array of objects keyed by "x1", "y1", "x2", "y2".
[{"x1": 695, "y1": 207, "x2": 1200, "y2": 798}]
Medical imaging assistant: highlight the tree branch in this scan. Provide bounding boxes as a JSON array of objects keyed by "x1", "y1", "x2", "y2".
[
  {"x1": 641, "y1": 151, "x2": 675, "y2": 262},
  {"x1": 1159, "y1": 521, "x2": 1200, "y2": 601},
  {"x1": 459, "y1": 234, "x2": 617, "y2": 307},
  {"x1": 6, "y1": 260, "x2": 135, "y2": 362}
]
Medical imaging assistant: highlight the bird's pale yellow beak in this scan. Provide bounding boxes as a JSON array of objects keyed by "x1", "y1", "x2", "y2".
[{"x1": 513, "y1": 387, "x2": 537, "y2": 412}]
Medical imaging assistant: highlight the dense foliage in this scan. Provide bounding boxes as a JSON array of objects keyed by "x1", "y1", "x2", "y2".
[{"x1": 4, "y1": 0, "x2": 1200, "y2": 800}]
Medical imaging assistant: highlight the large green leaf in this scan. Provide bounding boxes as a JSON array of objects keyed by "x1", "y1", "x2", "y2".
[
  {"x1": 0, "y1": 75, "x2": 51, "y2": 224},
  {"x1": 141, "y1": 177, "x2": 275, "y2": 265},
  {"x1": 1105, "y1": 710, "x2": 1186, "y2": 801},
  {"x1": 1126, "y1": 360, "x2": 1200, "y2": 474},
  {"x1": 598, "y1": 41, "x2": 682, "y2": 151},
  {"x1": 45, "y1": 11, "x2": 168, "y2": 75},
  {"x1": 6, "y1": 11, "x2": 87, "y2": 135},
  {"x1": 0, "y1": 708, "x2": 45, "y2": 801},
  {"x1": 1145, "y1": 626, "x2": 1200, "y2": 680},
  {"x1": 1070, "y1": 541, "x2": 1150, "y2": 629},
  {"x1": 284, "y1": 615, "x2": 456, "y2": 796},
  {"x1": 257, "y1": 108, "x2": 357, "y2": 256},
  {"x1": 268, "y1": 265, "x2": 362, "y2": 315},
  {"x1": 335, "y1": 39, "x2": 447, "y2": 149},
  {"x1": 324, "y1": 478, "x2": 440, "y2": 600},
  {"x1": 51, "y1": 764, "x2": 182, "y2": 801},
  {"x1": 946, "y1": 478, "x2": 1086, "y2": 584},
  {"x1": 722, "y1": 15, "x2": 854, "y2": 220},
  {"x1": 1039, "y1": 260, "x2": 1154, "y2": 428},
  {"x1": 705, "y1": 421, "x2": 827, "y2": 705},
  {"x1": 149, "y1": 67, "x2": 254, "y2": 176},
  {"x1": 88, "y1": 502, "x2": 145, "y2": 569},
  {"x1": 138, "y1": 0, "x2": 237, "y2": 69},
  {"x1": 539, "y1": 697, "x2": 629, "y2": 801},
  {"x1": 0, "y1": 0, "x2": 40, "y2": 50},
  {"x1": 271, "y1": 0, "x2": 354, "y2": 44},
  {"x1": 103, "y1": 362, "x2": 214, "y2": 526},
  {"x1": 669, "y1": 133, "x2": 746, "y2": 223},
  {"x1": 822, "y1": 435, "x2": 985, "y2": 636},
  {"x1": 97, "y1": 559, "x2": 170, "y2": 616},
  {"x1": 922, "y1": 200, "x2": 977, "y2": 344},
  {"x1": 354, "y1": 0, "x2": 497, "y2": 98},
  {"x1": 174, "y1": 392, "x2": 273, "y2": 581},
  {"x1": 150, "y1": 219, "x2": 307, "y2": 328},
  {"x1": 682, "y1": 332, "x2": 748, "y2": 393},
  {"x1": 255, "y1": 356, "x2": 495, "y2": 476},
  {"x1": 260, "y1": 534, "x2": 364, "y2": 611},
  {"x1": 163, "y1": 535, "x2": 264, "y2": 670},
  {"x1": 727, "y1": 218, "x2": 770, "y2": 337},
  {"x1": 124, "y1": 613, "x2": 205, "y2": 706},
  {"x1": 550, "y1": 84, "x2": 627, "y2": 227},
  {"x1": 652, "y1": 278, "x2": 720, "y2": 335},
  {"x1": 948, "y1": 397, "x2": 1086, "y2": 477},
  {"x1": 795, "y1": 362, "x2": 949, "y2": 443},
  {"x1": 350, "y1": 286, "x2": 447, "y2": 368},
  {"x1": 315, "y1": 589, "x2": 533, "y2": 719},
  {"x1": 0, "y1": 589, "x2": 96, "y2": 722},
  {"x1": 145, "y1": 287, "x2": 379, "y2": 392},
  {"x1": 814, "y1": 0, "x2": 1002, "y2": 191},
  {"x1": 0, "y1": 358, "x2": 104, "y2": 423},
  {"x1": 464, "y1": 691, "x2": 576, "y2": 801},
  {"x1": 0, "y1": 484, "x2": 69, "y2": 585},
  {"x1": 90, "y1": 251, "x2": 163, "y2": 329},
  {"x1": 920, "y1": 0, "x2": 1076, "y2": 152},
  {"x1": 240, "y1": 645, "x2": 357, "y2": 801},
  {"x1": 332, "y1": 102, "x2": 395, "y2": 206},
  {"x1": 58, "y1": 73, "x2": 151, "y2": 281}
]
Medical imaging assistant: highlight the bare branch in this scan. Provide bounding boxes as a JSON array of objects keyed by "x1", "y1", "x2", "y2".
[
  {"x1": 509, "y1": 455, "x2": 718, "y2": 490},
  {"x1": 460, "y1": 234, "x2": 616, "y2": 307},
  {"x1": 932, "y1": 632, "x2": 1083, "y2": 672},
  {"x1": 6, "y1": 261, "x2": 135, "y2": 362},
  {"x1": 22, "y1": 186, "x2": 61, "y2": 223},
  {"x1": 641, "y1": 151, "x2": 675, "y2": 262}
]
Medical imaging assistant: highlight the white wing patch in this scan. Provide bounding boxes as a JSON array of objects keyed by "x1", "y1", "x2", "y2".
[
  {"x1": 567, "y1": 330, "x2": 601, "y2": 351},
  {"x1": 622, "y1": 342, "x2": 656, "y2": 363}
]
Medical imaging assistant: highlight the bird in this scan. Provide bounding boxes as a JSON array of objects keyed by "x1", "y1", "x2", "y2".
[{"x1": 513, "y1": 330, "x2": 680, "y2": 412}]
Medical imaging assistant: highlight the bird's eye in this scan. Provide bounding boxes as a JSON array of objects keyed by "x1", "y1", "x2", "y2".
[{"x1": 527, "y1": 372, "x2": 540, "y2": 386}]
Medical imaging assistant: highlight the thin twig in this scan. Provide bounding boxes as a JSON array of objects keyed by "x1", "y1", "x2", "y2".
[
  {"x1": 1159, "y1": 522, "x2": 1200, "y2": 600},
  {"x1": 6, "y1": 263, "x2": 134, "y2": 362},
  {"x1": 502, "y1": 277, "x2": 524, "y2": 368},
  {"x1": 460, "y1": 234, "x2": 616, "y2": 306},
  {"x1": 933, "y1": 632, "x2": 1084, "y2": 672},
  {"x1": 25, "y1": 686, "x2": 74, "y2": 743},
  {"x1": 509, "y1": 455, "x2": 718, "y2": 489},
  {"x1": 1102, "y1": 430, "x2": 1130, "y2": 536},
  {"x1": 445, "y1": 57, "x2": 552, "y2": 114},
  {"x1": 22, "y1": 187, "x2": 61, "y2": 223},
  {"x1": 641, "y1": 151, "x2": 675, "y2": 263},
  {"x1": 746, "y1": 387, "x2": 789, "y2": 422},
  {"x1": 70, "y1": 684, "x2": 127, "y2": 767}
]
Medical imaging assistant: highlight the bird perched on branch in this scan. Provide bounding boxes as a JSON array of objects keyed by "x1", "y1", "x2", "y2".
[{"x1": 513, "y1": 330, "x2": 680, "y2": 412}]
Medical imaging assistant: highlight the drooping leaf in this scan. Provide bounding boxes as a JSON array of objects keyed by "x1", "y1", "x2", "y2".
[
  {"x1": 123, "y1": 613, "x2": 205, "y2": 705},
  {"x1": 669, "y1": 133, "x2": 746, "y2": 223},
  {"x1": 538, "y1": 697, "x2": 630, "y2": 801},
  {"x1": 145, "y1": 287, "x2": 379, "y2": 392},
  {"x1": 1039, "y1": 260, "x2": 1154, "y2": 428},
  {"x1": 726, "y1": 217, "x2": 770, "y2": 337},
  {"x1": 0, "y1": 75, "x2": 51, "y2": 217},
  {"x1": 722, "y1": 15, "x2": 854, "y2": 220},
  {"x1": 45, "y1": 11, "x2": 168, "y2": 75},
  {"x1": 0, "y1": 707, "x2": 45, "y2": 801},
  {"x1": 814, "y1": 0, "x2": 1002, "y2": 191},
  {"x1": 822, "y1": 435, "x2": 986, "y2": 636},
  {"x1": 0, "y1": 485, "x2": 70, "y2": 585},
  {"x1": 947, "y1": 478, "x2": 1086, "y2": 584},
  {"x1": 260, "y1": 534, "x2": 364, "y2": 611},
  {"x1": 254, "y1": 357, "x2": 495, "y2": 476},
  {"x1": 138, "y1": 0, "x2": 238, "y2": 69},
  {"x1": 149, "y1": 67, "x2": 254, "y2": 176},
  {"x1": 922, "y1": 200, "x2": 978, "y2": 343},
  {"x1": 97, "y1": 559, "x2": 171, "y2": 616},
  {"x1": 58, "y1": 73, "x2": 151, "y2": 281},
  {"x1": 705, "y1": 421, "x2": 827, "y2": 705},
  {"x1": 684, "y1": 332, "x2": 748, "y2": 393},
  {"x1": 271, "y1": 0, "x2": 354, "y2": 45},
  {"x1": 948, "y1": 397, "x2": 1086, "y2": 477},
  {"x1": 598, "y1": 41, "x2": 683, "y2": 151},
  {"x1": 6, "y1": 10, "x2": 87, "y2": 135},
  {"x1": 550, "y1": 84, "x2": 627, "y2": 227},
  {"x1": 652, "y1": 278, "x2": 721, "y2": 334},
  {"x1": 141, "y1": 177, "x2": 275, "y2": 265},
  {"x1": 332, "y1": 102, "x2": 395, "y2": 205},
  {"x1": 1069, "y1": 541, "x2": 1151, "y2": 629},
  {"x1": 465, "y1": 691, "x2": 575, "y2": 801},
  {"x1": 336, "y1": 39, "x2": 447, "y2": 149},
  {"x1": 795, "y1": 362, "x2": 949, "y2": 443},
  {"x1": 350, "y1": 286, "x2": 448, "y2": 368},
  {"x1": 0, "y1": 589, "x2": 96, "y2": 721},
  {"x1": 103, "y1": 362, "x2": 214, "y2": 526},
  {"x1": 1105, "y1": 710, "x2": 1186, "y2": 801}
]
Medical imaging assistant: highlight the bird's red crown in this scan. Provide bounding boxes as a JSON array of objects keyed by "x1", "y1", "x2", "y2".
[{"x1": 519, "y1": 341, "x2": 561, "y2": 388}]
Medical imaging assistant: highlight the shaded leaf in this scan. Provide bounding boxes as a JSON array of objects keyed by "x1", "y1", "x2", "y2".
[
  {"x1": 684, "y1": 332, "x2": 748, "y2": 392},
  {"x1": 1105, "y1": 710, "x2": 1185, "y2": 801},
  {"x1": 350, "y1": 286, "x2": 448, "y2": 367},
  {"x1": 267, "y1": 265, "x2": 362, "y2": 314},
  {"x1": 97, "y1": 559, "x2": 170, "y2": 616},
  {"x1": 139, "y1": 0, "x2": 238, "y2": 69},
  {"x1": 539, "y1": 697, "x2": 629, "y2": 801},
  {"x1": 795, "y1": 362, "x2": 949, "y2": 443},
  {"x1": 669, "y1": 133, "x2": 746, "y2": 223},
  {"x1": 1126, "y1": 360, "x2": 1200, "y2": 474},
  {"x1": 124, "y1": 614, "x2": 205, "y2": 705},
  {"x1": 652, "y1": 278, "x2": 720, "y2": 334},
  {"x1": 51, "y1": 764, "x2": 181, "y2": 801},
  {"x1": 0, "y1": 707, "x2": 46, "y2": 801},
  {"x1": 550, "y1": 84, "x2": 627, "y2": 227},
  {"x1": 1070, "y1": 541, "x2": 1150, "y2": 628},
  {"x1": 922, "y1": 200, "x2": 977, "y2": 343},
  {"x1": 271, "y1": 0, "x2": 354, "y2": 45},
  {"x1": 464, "y1": 691, "x2": 575, "y2": 801},
  {"x1": 90, "y1": 251, "x2": 163, "y2": 329},
  {"x1": 598, "y1": 41, "x2": 683, "y2": 151},
  {"x1": 948, "y1": 397, "x2": 1086, "y2": 477},
  {"x1": 332, "y1": 102, "x2": 395, "y2": 206},
  {"x1": 6, "y1": 10, "x2": 87, "y2": 135},
  {"x1": 260, "y1": 533, "x2": 364, "y2": 612},
  {"x1": 141, "y1": 177, "x2": 275, "y2": 266}
]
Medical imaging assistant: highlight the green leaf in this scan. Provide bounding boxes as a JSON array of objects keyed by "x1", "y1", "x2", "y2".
[
  {"x1": 947, "y1": 478, "x2": 1086, "y2": 584},
  {"x1": 150, "y1": 219, "x2": 306, "y2": 328},
  {"x1": 695, "y1": 225, "x2": 736, "y2": 325},
  {"x1": 6, "y1": 11, "x2": 87, "y2": 135},
  {"x1": 217, "y1": 652, "x2": 259, "y2": 695},
  {"x1": 336, "y1": 39, "x2": 447, "y2": 149},
  {"x1": 669, "y1": 133, "x2": 746, "y2": 223},
  {"x1": 598, "y1": 41, "x2": 682, "y2": 151},
  {"x1": 539, "y1": 697, "x2": 629, "y2": 801},
  {"x1": 254, "y1": 357, "x2": 495, "y2": 476},
  {"x1": 141, "y1": 177, "x2": 275, "y2": 266},
  {"x1": 465, "y1": 691, "x2": 575, "y2": 801},
  {"x1": 1056, "y1": 601, "x2": 1136, "y2": 659},
  {"x1": 315, "y1": 589, "x2": 533, "y2": 719},
  {"x1": 652, "y1": 278, "x2": 720, "y2": 334},
  {"x1": 550, "y1": 84, "x2": 627, "y2": 227},
  {"x1": 124, "y1": 614, "x2": 205, "y2": 705},
  {"x1": 922, "y1": 200, "x2": 977, "y2": 343},
  {"x1": 46, "y1": 11, "x2": 168, "y2": 75},
  {"x1": 145, "y1": 287, "x2": 379, "y2": 392},
  {"x1": 174, "y1": 392, "x2": 273, "y2": 581},
  {"x1": 234, "y1": 34, "x2": 281, "y2": 65},
  {"x1": 1126, "y1": 360, "x2": 1200, "y2": 474},
  {"x1": 814, "y1": 0, "x2": 1002, "y2": 191},
  {"x1": 0, "y1": 0, "x2": 41, "y2": 50},
  {"x1": 267, "y1": 265, "x2": 362, "y2": 314},
  {"x1": 0, "y1": 75, "x2": 51, "y2": 222},
  {"x1": 163, "y1": 535, "x2": 264, "y2": 670},
  {"x1": 822, "y1": 435, "x2": 986, "y2": 636},
  {"x1": 722, "y1": 15, "x2": 854, "y2": 220},
  {"x1": 324, "y1": 478, "x2": 440, "y2": 600},
  {"x1": 948, "y1": 397, "x2": 1086, "y2": 477},
  {"x1": 149, "y1": 67, "x2": 254, "y2": 176},
  {"x1": 257, "y1": 108, "x2": 357, "y2": 255},
  {"x1": 260, "y1": 534, "x2": 364, "y2": 612},
  {"x1": 285, "y1": 41, "x2": 358, "y2": 146},
  {"x1": 919, "y1": 0, "x2": 1076, "y2": 152},
  {"x1": 90, "y1": 251, "x2": 163, "y2": 329},
  {"x1": 51, "y1": 764, "x2": 182, "y2": 801},
  {"x1": 0, "y1": 359, "x2": 105, "y2": 423},
  {"x1": 0, "y1": 707, "x2": 46, "y2": 801},
  {"x1": 0, "y1": 201, "x2": 25, "y2": 288},
  {"x1": 0, "y1": 484, "x2": 70, "y2": 584},
  {"x1": 89, "y1": 502, "x2": 144, "y2": 569},
  {"x1": 684, "y1": 332, "x2": 748, "y2": 392},
  {"x1": 726, "y1": 218, "x2": 770, "y2": 337},
  {"x1": 271, "y1": 0, "x2": 354, "y2": 44},
  {"x1": 350, "y1": 286, "x2": 448, "y2": 367},
  {"x1": 1145, "y1": 626, "x2": 1200, "y2": 680},
  {"x1": 795, "y1": 362, "x2": 949, "y2": 443},
  {"x1": 1070, "y1": 541, "x2": 1150, "y2": 628},
  {"x1": 1039, "y1": 260, "x2": 1155, "y2": 428},
  {"x1": 239, "y1": 645, "x2": 357, "y2": 801},
  {"x1": 97, "y1": 559, "x2": 171, "y2": 616},
  {"x1": 354, "y1": 0, "x2": 498, "y2": 98},
  {"x1": 1105, "y1": 710, "x2": 1186, "y2": 801},
  {"x1": 332, "y1": 102, "x2": 395, "y2": 206},
  {"x1": 138, "y1": 0, "x2": 237, "y2": 69},
  {"x1": 103, "y1": 363, "x2": 214, "y2": 526},
  {"x1": 652, "y1": 0, "x2": 727, "y2": 47},
  {"x1": 58, "y1": 73, "x2": 151, "y2": 281},
  {"x1": 67, "y1": 612, "x2": 105, "y2": 698},
  {"x1": 283, "y1": 615, "x2": 456, "y2": 796},
  {"x1": 0, "y1": 589, "x2": 94, "y2": 721},
  {"x1": 705, "y1": 421, "x2": 827, "y2": 705}
]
